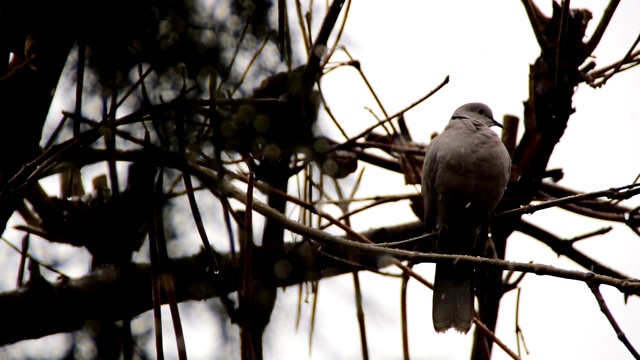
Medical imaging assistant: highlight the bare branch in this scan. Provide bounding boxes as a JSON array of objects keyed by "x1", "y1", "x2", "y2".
[
  {"x1": 516, "y1": 220, "x2": 631, "y2": 281},
  {"x1": 372, "y1": 233, "x2": 436, "y2": 248},
  {"x1": 198, "y1": 165, "x2": 640, "y2": 293},
  {"x1": 323, "y1": 193, "x2": 414, "y2": 227},
  {"x1": 515, "y1": 289, "x2": 530, "y2": 357},
  {"x1": 589, "y1": 31, "x2": 640, "y2": 87},
  {"x1": 588, "y1": 284, "x2": 640, "y2": 359},
  {"x1": 0, "y1": 236, "x2": 69, "y2": 279},
  {"x1": 302, "y1": 0, "x2": 346, "y2": 91},
  {"x1": 499, "y1": 183, "x2": 640, "y2": 218},
  {"x1": 519, "y1": 0, "x2": 551, "y2": 49},
  {"x1": 587, "y1": 51, "x2": 640, "y2": 87},
  {"x1": 44, "y1": 147, "x2": 640, "y2": 295},
  {"x1": 338, "y1": 76, "x2": 449, "y2": 149},
  {"x1": 473, "y1": 318, "x2": 521, "y2": 360},
  {"x1": 554, "y1": 0, "x2": 571, "y2": 85},
  {"x1": 320, "y1": 0, "x2": 353, "y2": 70},
  {"x1": 585, "y1": 0, "x2": 621, "y2": 55},
  {"x1": 539, "y1": 181, "x2": 637, "y2": 221},
  {"x1": 566, "y1": 226, "x2": 612, "y2": 243}
]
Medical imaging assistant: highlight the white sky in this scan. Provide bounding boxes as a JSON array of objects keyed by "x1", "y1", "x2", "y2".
[{"x1": 2, "y1": 1, "x2": 640, "y2": 359}]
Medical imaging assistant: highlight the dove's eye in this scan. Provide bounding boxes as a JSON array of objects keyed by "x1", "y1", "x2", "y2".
[{"x1": 477, "y1": 109, "x2": 485, "y2": 115}]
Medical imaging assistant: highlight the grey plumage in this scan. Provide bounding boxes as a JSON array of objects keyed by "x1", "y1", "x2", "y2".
[{"x1": 422, "y1": 103, "x2": 511, "y2": 333}]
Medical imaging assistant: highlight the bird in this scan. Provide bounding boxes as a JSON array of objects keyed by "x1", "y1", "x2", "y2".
[{"x1": 421, "y1": 102, "x2": 511, "y2": 333}]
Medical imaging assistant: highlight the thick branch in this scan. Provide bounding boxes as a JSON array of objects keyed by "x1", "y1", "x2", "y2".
[
  {"x1": 0, "y1": 240, "x2": 344, "y2": 346},
  {"x1": 0, "y1": 251, "x2": 233, "y2": 346}
]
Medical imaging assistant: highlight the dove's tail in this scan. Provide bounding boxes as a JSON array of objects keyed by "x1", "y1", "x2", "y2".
[{"x1": 432, "y1": 225, "x2": 476, "y2": 333}]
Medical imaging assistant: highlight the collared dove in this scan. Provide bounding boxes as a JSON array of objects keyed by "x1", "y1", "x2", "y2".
[{"x1": 421, "y1": 103, "x2": 511, "y2": 333}]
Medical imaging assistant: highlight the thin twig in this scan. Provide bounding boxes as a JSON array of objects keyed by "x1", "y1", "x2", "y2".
[
  {"x1": 588, "y1": 284, "x2": 640, "y2": 359},
  {"x1": 277, "y1": 0, "x2": 286, "y2": 62},
  {"x1": 591, "y1": 30, "x2": 640, "y2": 87},
  {"x1": 153, "y1": 169, "x2": 187, "y2": 360},
  {"x1": 337, "y1": 76, "x2": 449, "y2": 150},
  {"x1": 295, "y1": 0, "x2": 311, "y2": 52},
  {"x1": 499, "y1": 183, "x2": 640, "y2": 217},
  {"x1": 363, "y1": 106, "x2": 393, "y2": 138},
  {"x1": 554, "y1": 0, "x2": 571, "y2": 86},
  {"x1": 106, "y1": 92, "x2": 120, "y2": 197},
  {"x1": 566, "y1": 226, "x2": 612, "y2": 243},
  {"x1": 302, "y1": 0, "x2": 347, "y2": 92},
  {"x1": 539, "y1": 181, "x2": 639, "y2": 222},
  {"x1": 74, "y1": 42, "x2": 85, "y2": 136},
  {"x1": 352, "y1": 270, "x2": 369, "y2": 360},
  {"x1": 1, "y1": 237, "x2": 69, "y2": 279},
  {"x1": 183, "y1": 175, "x2": 219, "y2": 272},
  {"x1": 164, "y1": 266, "x2": 188, "y2": 360},
  {"x1": 217, "y1": 18, "x2": 251, "y2": 93},
  {"x1": 320, "y1": 0, "x2": 352, "y2": 70},
  {"x1": 115, "y1": 65, "x2": 154, "y2": 111},
  {"x1": 585, "y1": 0, "x2": 621, "y2": 55},
  {"x1": 514, "y1": 288, "x2": 531, "y2": 356},
  {"x1": 317, "y1": 86, "x2": 349, "y2": 139},
  {"x1": 43, "y1": 114, "x2": 71, "y2": 150},
  {"x1": 241, "y1": 172, "x2": 255, "y2": 359},
  {"x1": 17, "y1": 234, "x2": 29, "y2": 287},
  {"x1": 473, "y1": 318, "x2": 521, "y2": 360},
  {"x1": 333, "y1": 175, "x2": 370, "y2": 360},
  {"x1": 339, "y1": 47, "x2": 396, "y2": 133},
  {"x1": 149, "y1": 171, "x2": 165, "y2": 360},
  {"x1": 611, "y1": 172, "x2": 640, "y2": 206},
  {"x1": 401, "y1": 265, "x2": 411, "y2": 360},
  {"x1": 178, "y1": 106, "x2": 220, "y2": 273},
  {"x1": 516, "y1": 220, "x2": 630, "y2": 281},
  {"x1": 321, "y1": 194, "x2": 413, "y2": 227},
  {"x1": 519, "y1": 0, "x2": 550, "y2": 49},
  {"x1": 309, "y1": 281, "x2": 319, "y2": 356},
  {"x1": 372, "y1": 233, "x2": 436, "y2": 248},
  {"x1": 230, "y1": 31, "x2": 274, "y2": 96},
  {"x1": 585, "y1": 50, "x2": 640, "y2": 85}
]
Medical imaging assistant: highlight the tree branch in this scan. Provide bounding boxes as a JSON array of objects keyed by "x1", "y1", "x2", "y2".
[
  {"x1": 519, "y1": 0, "x2": 551, "y2": 49},
  {"x1": 588, "y1": 284, "x2": 640, "y2": 359},
  {"x1": 589, "y1": 30, "x2": 640, "y2": 87},
  {"x1": 584, "y1": 0, "x2": 621, "y2": 55},
  {"x1": 515, "y1": 220, "x2": 631, "y2": 280},
  {"x1": 3, "y1": 225, "x2": 638, "y2": 347},
  {"x1": 473, "y1": 318, "x2": 521, "y2": 360},
  {"x1": 499, "y1": 182, "x2": 640, "y2": 218},
  {"x1": 3, "y1": 208, "x2": 639, "y2": 346}
]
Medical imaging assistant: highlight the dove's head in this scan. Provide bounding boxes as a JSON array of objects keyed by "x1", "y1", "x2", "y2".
[{"x1": 452, "y1": 103, "x2": 503, "y2": 128}]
